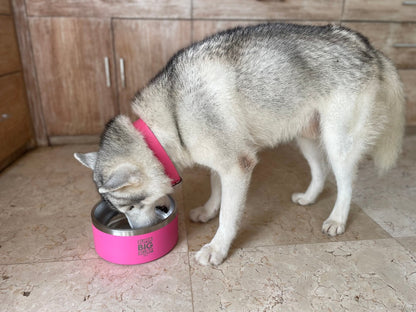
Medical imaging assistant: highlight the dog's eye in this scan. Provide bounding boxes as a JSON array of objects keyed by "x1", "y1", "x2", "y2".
[{"x1": 127, "y1": 206, "x2": 134, "y2": 211}]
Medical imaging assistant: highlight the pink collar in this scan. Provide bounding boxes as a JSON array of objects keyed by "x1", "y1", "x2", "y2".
[{"x1": 133, "y1": 119, "x2": 182, "y2": 186}]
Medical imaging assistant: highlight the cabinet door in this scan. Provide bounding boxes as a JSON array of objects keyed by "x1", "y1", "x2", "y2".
[
  {"x1": 29, "y1": 18, "x2": 117, "y2": 136},
  {"x1": 0, "y1": 74, "x2": 33, "y2": 163},
  {"x1": 399, "y1": 70, "x2": 416, "y2": 126},
  {"x1": 0, "y1": 0, "x2": 10, "y2": 14},
  {"x1": 344, "y1": 0, "x2": 416, "y2": 22},
  {"x1": 113, "y1": 19, "x2": 191, "y2": 118},
  {"x1": 0, "y1": 16, "x2": 21, "y2": 75},
  {"x1": 192, "y1": 21, "x2": 258, "y2": 43}
]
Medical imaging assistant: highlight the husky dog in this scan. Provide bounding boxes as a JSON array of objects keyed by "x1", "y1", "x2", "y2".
[{"x1": 75, "y1": 23, "x2": 405, "y2": 265}]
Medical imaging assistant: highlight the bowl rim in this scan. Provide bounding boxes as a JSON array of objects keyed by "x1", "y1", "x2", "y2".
[{"x1": 91, "y1": 195, "x2": 177, "y2": 237}]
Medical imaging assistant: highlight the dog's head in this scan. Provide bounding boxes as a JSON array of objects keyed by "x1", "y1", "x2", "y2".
[{"x1": 74, "y1": 115, "x2": 173, "y2": 228}]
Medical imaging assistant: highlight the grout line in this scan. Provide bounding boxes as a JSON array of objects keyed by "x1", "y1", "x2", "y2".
[
  {"x1": 110, "y1": 17, "x2": 121, "y2": 115},
  {"x1": 393, "y1": 236, "x2": 416, "y2": 255},
  {"x1": 181, "y1": 150, "x2": 196, "y2": 312},
  {"x1": 0, "y1": 256, "x2": 101, "y2": 267},
  {"x1": 341, "y1": 0, "x2": 346, "y2": 20},
  {"x1": 190, "y1": 0, "x2": 194, "y2": 42},
  {"x1": 187, "y1": 250, "x2": 196, "y2": 312}
]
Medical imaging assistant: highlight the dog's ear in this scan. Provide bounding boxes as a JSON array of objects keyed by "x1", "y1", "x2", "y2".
[
  {"x1": 74, "y1": 152, "x2": 97, "y2": 170},
  {"x1": 98, "y1": 164, "x2": 141, "y2": 194}
]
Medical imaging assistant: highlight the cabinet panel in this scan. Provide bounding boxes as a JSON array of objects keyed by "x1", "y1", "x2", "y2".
[
  {"x1": 344, "y1": 0, "x2": 416, "y2": 22},
  {"x1": 113, "y1": 19, "x2": 191, "y2": 118},
  {"x1": 29, "y1": 17, "x2": 117, "y2": 136},
  {"x1": 192, "y1": 21, "x2": 258, "y2": 43},
  {"x1": 0, "y1": 16, "x2": 21, "y2": 75},
  {"x1": 26, "y1": 0, "x2": 190, "y2": 18},
  {"x1": 193, "y1": 0, "x2": 343, "y2": 20},
  {"x1": 0, "y1": 73, "x2": 33, "y2": 162},
  {"x1": 399, "y1": 70, "x2": 416, "y2": 125},
  {"x1": 0, "y1": 0, "x2": 11, "y2": 14},
  {"x1": 344, "y1": 23, "x2": 416, "y2": 69}
]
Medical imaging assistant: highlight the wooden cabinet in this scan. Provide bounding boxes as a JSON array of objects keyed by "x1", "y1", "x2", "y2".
[
  {"x1": 25, "y1": 0, "x2": 190, "y2": 18},
  {"x1": 0, "y1": 0, "x2": 11, "y2": 14},
  {"x1": 28, "y1": 18, "x2": 191, "y2": 141},
  {"x1": 192, "y1": 21, "x2": 258, "y2": 43},
  {"x1": 114, "y1": 19, "x2": 191, "y2": 118},
  {"x1": 193, "y1": 0, "x2": 343, "y2": 20},
  {"x1": 0, "y1": 74, "x2": 33, "y2": 164},
  {"x1": 29, "y1": 18, "x2": 117, "y2": 138},
  {"x1": 400, "y1": 70, "x2": 416, "y2": 125},
  {"x1": 0, "y1": 16, "x2": 21, "y2": 74},
  {"x1": 0, "y1": 5, "x2": 34, "y2": 169},
  {"x1": 344, "y1": 0, "x2": 416, "y2": 22}
]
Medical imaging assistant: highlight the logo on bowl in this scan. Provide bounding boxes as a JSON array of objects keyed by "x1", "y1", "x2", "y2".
[{"x1": 137, "y1": 237, "x2": 154, "y2": 256}]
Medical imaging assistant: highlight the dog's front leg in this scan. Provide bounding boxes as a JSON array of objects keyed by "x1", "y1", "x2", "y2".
[{"x1": 195, "y1": 157, "x2": 256, "y2": 265}]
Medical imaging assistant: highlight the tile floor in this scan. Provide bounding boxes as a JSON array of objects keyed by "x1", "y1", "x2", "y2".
[{"x1": 1, "y1": 136, "x2": 415, "y2": 312}]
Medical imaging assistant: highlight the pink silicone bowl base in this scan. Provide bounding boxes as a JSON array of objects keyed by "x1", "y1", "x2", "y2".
[{"x1": 92, "y1": 215, "x2": 178, "y2": 265}]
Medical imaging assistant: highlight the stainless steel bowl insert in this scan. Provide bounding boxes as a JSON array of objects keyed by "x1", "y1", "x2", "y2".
[{"x1": 91, "y1": 195, "x2": 176, "y2": 236}]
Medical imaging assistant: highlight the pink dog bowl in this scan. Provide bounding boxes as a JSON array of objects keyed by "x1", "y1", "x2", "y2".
[{"x1": 91, "y1": 195, "x2": 178, "y2": 265}]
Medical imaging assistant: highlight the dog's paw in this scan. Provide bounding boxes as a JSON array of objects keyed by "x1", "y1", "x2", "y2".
[
  {"x1": 195, "y1": 243, "x2": 227, "y2": 266},
  {"x1": 322, "y1": 218, "x2": 345, "y2": 236},
  {"x1": 190, "y1": 206, "x2": 216, "y2": 223},
  {"x1": 291, "y1": 192, "x2": 315, "y2": 206}
]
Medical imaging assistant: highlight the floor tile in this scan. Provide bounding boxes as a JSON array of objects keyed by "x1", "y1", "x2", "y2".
[
  {"x1": 0, "y1": 169, "x2": 98, "y2": 263},
  {"x1": 0, "y1": 252, "x2": 192, "y2": 312},
  {"x1": 352, "y1": 136, "x2": 416, "y2": 237},
  {"x1": 396, "y1": 236, "x2": 416, "y2": 256},
  {"x1": 184, "y1": 144, "x2": 390, "y2": 252},
  {"x1": 190, "y1": 239, "x2": 416, "y2": 312}
]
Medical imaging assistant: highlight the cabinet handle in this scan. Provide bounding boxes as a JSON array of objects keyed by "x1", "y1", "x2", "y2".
[
  {"x1": 104, "y1": 57, "x2": 111, "y2": 87},
  {"x1": 402, "y1": 1, "x2": 416, "y2": 5},
  {"x1": 393, "y1": 43, "x2": 416, "y2": 48},
  {"x1": 1, "y1": 113, "x2": 10, "y2": 120},
  {"x1": 120, "y1": 58, "x2": 126, "y2": 88}
]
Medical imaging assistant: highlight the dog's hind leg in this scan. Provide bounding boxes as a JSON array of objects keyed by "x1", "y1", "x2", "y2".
[
  {"x1": 292, "y1": 137, "x2": 328, "y2": 205},
  {"x1": 320, "y1": 107, "x2": 369, "y2": 236},
  {"x1": 190, "y1": 170, "x2": 221, "y2": 223},
  {"x1": 195, "y1": 155, "x2": 257, "y2": 265}
]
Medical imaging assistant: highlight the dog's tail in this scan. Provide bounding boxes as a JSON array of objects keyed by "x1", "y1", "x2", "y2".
[{"x1": 372, "y1": 55, "x2": 405, "y2": 174}]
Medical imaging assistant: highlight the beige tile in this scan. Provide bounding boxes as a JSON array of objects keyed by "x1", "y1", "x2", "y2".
[
  {"x1": 190, "y1": 239, "x2": 416, "y2": 312},
  {"x1": 2, "y1": 144, "x2": 97, "y2": 177},
  {"x1": 352, "y1": 135, "x2": 416, "y2": 237},
  {"x1": 396, "y1": 236, "x2": 416, "y2": 256},
  {"x1": 0, "y1": 157, "x2": 99, "y2": 263},
  {"x1": 184, "y1": 144, "x2": 390, "y2": 252},
  {"x1": 0, "y1": 171, "x2": 31, "y2": 206},
  {"x1": 0, "y1": 252, "x2": 193, "y2": 312}
]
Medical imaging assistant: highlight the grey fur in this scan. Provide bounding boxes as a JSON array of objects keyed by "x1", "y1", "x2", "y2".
[{"x1": 75, "y1": 23, "x2": 405, "y2": 265}]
